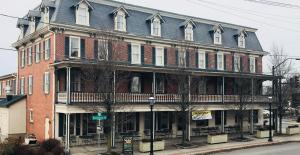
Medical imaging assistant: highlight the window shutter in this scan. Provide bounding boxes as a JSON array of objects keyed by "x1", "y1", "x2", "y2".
[
  {"x1": 224, "y1": 55, "x2": 227, "y2": 71},
  {"x1": 152, "y1": 47, "x2": 156, "y2": 65},
  {"x1": 39, "y1": 43, "x2": 41, "y2": 61},
  {"x1": 128, "y1": 44, "x2": 131, "y2": 63},
  {"x1": 94, "y1": 40, "x2": 98, "y2": 60},
  {"x1": 248, "y1": 57, "x2": 250, "y2": 72},
  {"x1": 175, "y1": 49, "x2": 178, "y2": 66},
  {"x1": 186, "y1": 50, "x2": 189, "y2": 68},
  {"x1": 164, "y1": 48, "x2": 168, "y2": 66},
  {"x1": 141, "y1": 45, "x2": 145, "y2": 65},
  {"x1": 80, "y1": 39, "x2": 85, "y2": 59},
  {"x1": 42, "y1": 73, "x2": 45, "y2": 93},
  {"x1": 108, "y1": 42, "x2": 113, "y2": 61},
  {"x1": 48, "y1": 39, "x2": 51, "y2": 59},
  {"x1": 195, "y1": 51, "x2": 199, "y2": 68},
  {"x1": 232, "y1": 55, "x2": 234, "y2": 71},
  {"x1": 255, "y1": 58, "x2": 258, "y2": 73},
  {"x1": 65, "y1": 37, "x2": 69, "y2": 58},
  {"x1": 205, "y1": 53, "x2": 208, "y2": 69},
  {"x1": 240, "y1": 57, "x2": 243, "y2": 72},
  {"x1": 43, "y1": 41, "x2": 46, "y2": 60},
  {"x1": 215, "y1": 53, "x2": 217, "y2": 70}
]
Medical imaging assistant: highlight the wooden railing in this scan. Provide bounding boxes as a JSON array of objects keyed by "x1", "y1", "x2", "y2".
[{"x1": 57, "y1": 92, "x2": 270, "y2": 104}]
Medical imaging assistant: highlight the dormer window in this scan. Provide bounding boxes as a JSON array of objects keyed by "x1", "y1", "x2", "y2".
[
  {"x1": 185, "y1": 23, "x2": 194, "y2": 41},
  {"x1": 214, "y1": 29, "x2": 222, "y2": 44},
  {"x1": 19, "y1": 26, "x2": 24, "y2": 39},
  {"x1": 237, "y1": 30, "x2": 247, "y2": 48},
  {"x1": 76, "y1": 3, "x2": 89, "y2": 26},
  {"x1": 115, "y1": 10, "x2": 126, "y2": 31},
  {"x1": 43, "y1": 7, "x2": 50, "y2": 25},
  {"x1": 29, "y1": 18, "x2": 35, "y2": 33},
  {"x1": 151, "y1": 17, "x2": 161, "y2": 36}
]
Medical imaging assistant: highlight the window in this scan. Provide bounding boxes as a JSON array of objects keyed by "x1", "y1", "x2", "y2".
[
  {"x1": 20, "y1": 77, "x2": 25, "y2": 95},
  {"x1": 44, "y1": 72, "x2": 50, "y2": 94},
  {"x1": 156, "y1": 76, "x2": 165, "y2": 93},
  {"x1": 115, "y1": 11, "x2": 126, "y2": 31},
  {"x1": 151, "y1": 17, "x2": 161, "y2": 37},
  {"x1": 97, "y1": 39, "x2": 108, "y2": 60},
  {"x1": 217, "y1": 53, "x2": 224, "y2": 70},
  {"x1": 28, "y1": 75, "x2": 33, "y2": 95},
  {"x1": 70, "y1": 37, "x2": 80, "y2": 58},
  {"x1": 198, "y1": 77, "x2": 206, "y2": 94},
  {"x1": 35, "y1": 43, "x2": 40, "y2": 63},
  {"x1": 76, "y1": 3, "x2": 89, "y2": 25},
  {"x1": 234, "y1": 55, "x2": 240, "y2": 72},
  {"x1": 198, "y1": 50, "x2": 206, "y2": 69},
  {"x1": 131, "y1": 44, "x2": 141, "y2": 64},
  {"x1": 0, "y1": 82, "x2": 2, "y2": 96},
  {"x1": 29, "y1": 19, "x2": 35, "y2": 33},
  {"x1": 29, "y1": 109, "x2": 34, "y2": 123},
  {"x1": 178, "y1": 50, "x2": 186, "y2": 67},
  {"x1": 214, "y1": 29, "x2": 222, "y2": 44},
  {"x1": 155, "y1": 47, "x2": 164, "y2": 66},
  {"x1": 249, "y1": 56, "x2": 256, "y2": 73},
  {"x1": 43, "y1": 8, "x2": 49, "y2": 25},
  {"x1": 196, "y1": 120, "x2": 209, "y2": 127},
  {"x1": 238, "y1": 33, "x2": 245, "y2": 48},
  {"x1": 215, "y1": 111, "x2": 227, "y2": 125},
  {"x1": 185, "y1": 23, "x2": 193, "y2": 41},
  {"x1": 19, "y1": 27, "x2": 24, "y2": 39},
  {"x1": 44, "y1": 39, "x2": 50, "y2": 60},
  {"x1": 21, "y1": 50, "x2": 25, "y2": 67},
  {"x1": 28, "y1": 47, "x2": 32, "y2": 65},
  {"x1": 131, "y1": 76, "x2": 140, "y2": 93}
]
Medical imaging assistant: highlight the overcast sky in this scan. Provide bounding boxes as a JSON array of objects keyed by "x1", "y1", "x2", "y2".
[{"x1": 1, "y1": 0, "x2": 300, "y2": 75}]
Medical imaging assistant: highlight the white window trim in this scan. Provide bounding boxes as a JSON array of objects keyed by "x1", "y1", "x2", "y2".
[
  {"x1": 238, "y1": 34, "x2": 246, "y2": 48},
  {"x1": 76, "y1": 3, "x2": 90, "y2": 26},
  {"x1": 155, "y1": 46, "x2": 164, "y2": 66},
  {"x1": 249, "y1": 56, "x2": 256, "y2": 73},
  {"x1": 198, "y1": 50, "x2": 206, "y2": 69},
  {"x1": 0, "y1": 82, "x2": 2, "y2": 96},
  {"x1": 29, "y1": 109, "x2": 34, "y2": 123},
  {"x1": 44, "y1": 72, "x2": 50, "y2": 94},
  {"x1": 114, "y1": 10, "x2": 126, "y2": 32},
  {"x1": 69, "y1": 36, "x2": 81, "y2": 58},
  {"x1": 35, "y1": 43, "x2": 40, "y2": 63},
  {"x1": 28, "y1": 47, "x2": 32, "y2": 65},
  {"x1": 44, "y1": 38, "x2": 50, "y2": 60},
  {"x1": 97, "y1": 39, "x2": 109, "y2": 61},
  {"x1": 29, "y1": 19, "x2": 35, "y2": 33},
  {"x1": 185, "y1": 23, "x2": 194, "y2": 41},
  {"x1": 20, "y1": 77, "x2": 25, "y2": 95},
  {"x1": 178, "y1": 50, "x2": 186, "y2": 67},
  {"x1": 21, "y1": 49, "x2": 25, "y2": 67},
  {"x1": 28, "y1": 75, "x2": 33, "y2": 95},
  {"x1": 217, "y1": 53, "x2": 224, "y2": 70},
  {"x1": 131, "y1": 43, "x2": 141, "y2": 64},
  {"x1": 214, "y1": 29, "x2": 222, "y2": 45},
  {"x1": 43, "y1": 8, "x2": 50, "y2": 25},
  {"x1": 234, "y1": 55, "x2": 240, "y2": 72},
  {"x1": 151, "y1": 17, "x2": 161, "y2": 37},
  {"x1": 131, "y1": 76, "x2": 141, "y2": 93}
]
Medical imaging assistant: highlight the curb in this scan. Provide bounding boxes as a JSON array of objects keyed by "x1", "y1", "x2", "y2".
[{"x1": 194, "y1": 140, "x2": 300, "y2": 155}]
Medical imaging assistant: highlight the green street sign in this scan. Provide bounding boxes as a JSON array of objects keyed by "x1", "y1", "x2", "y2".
[{"x1": 92, "y1": 115, "x2": 107, "y2": 121}]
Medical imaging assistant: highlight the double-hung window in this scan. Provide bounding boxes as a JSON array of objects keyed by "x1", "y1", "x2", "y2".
[
  {"x1": 21, "y1": 50, "x2": 25, "y2": 67},
  {"x1": 70, "y1": 36, "x2": 80, "y2": 58},
  {"x1": 217, "y1": 53, "x2": 224, "y2": 70},
  {"x1": 238, "y1": 34, "x2": 245, "y2": 48},
  {"x1": 29, "y1": 109, "x2": 34, "y2": 123},
  {"x1": 151, "y1": 17, "x2": 161, "y2": 37},
  {"x1": 156, "y1": 76, "x2": 165, "y2": 94},
  {"x1": 155, "y1": 47, "x2": 164, "y2": 66},
  {"x1": 28, "y1": 75, "x2": 33, "y2": 95},
  {"x1": 76, "y1": 3, "x2": 89, "y2": 26},
  {"x1": 0, "y1": 82, "x2": 2, "y2": 96},
  {"x1": 28, "y1": 47, "x2": 32, "y2": 65},
  {"x1": 20, "y1": 77, "x2": 25, "y2": 95},
  {"x1": 198, "y1": 50, "x2": 206, "y2": 69},
  {"x1": 234, "y1": 55, "x2": 240, "y2": 72},
  {"x1": 185, "y1": 24, "x2": 193, "y2": 41},
  {"x1": 115, "y1": 11, "x2": 126, "y2": 32},
  {"x1": 44, "y1": 72, "x2": 50, "y2": 94},
  {"x1": 35, "y1": 43, "x2": 40, "y2": 63},
  {"x1": 43, "y1": 8, "x2": 49, "y2": 25},
  {"x1": 29, "y1": 19, "x2": 35, "y2": 33},
  {"x1": 131, "y1": 76, "x2": 141, "y2": 93},
  {"x1": 214, "y1": 29, "x2": 222, "y2": 45},
  {"x1": 131, "y1": 44, "x2": 141, "y2": 64},
  {"x1": 249, "y1": 56, "x2": 256, "y2": 73},
  {"x1": 97, "y1": 39, "x2": 108, "y2": 60},
  {"x1": 178, "y1": 50, "x2": 186, "y2": 67},
  {"x1": 44, "y1": 39, "x2": 50, "y2": 60}
]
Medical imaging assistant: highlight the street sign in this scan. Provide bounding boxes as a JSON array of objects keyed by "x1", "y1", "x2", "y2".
[
  {"x1": 92, "y1": 115, "x2": 107, "y2": 121},
  {"x1": 97, "y1": 125, "x2": 104, "y2": 134}
]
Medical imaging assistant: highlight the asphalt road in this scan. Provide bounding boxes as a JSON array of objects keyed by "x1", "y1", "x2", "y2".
[{"x1": 213, "y1": 143, "x2": 300, "y2": 155}]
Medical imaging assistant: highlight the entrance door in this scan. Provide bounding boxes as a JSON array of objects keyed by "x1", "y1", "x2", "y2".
[{"x1": 45, "y1": 118, "x2": 50, "y2": 139}]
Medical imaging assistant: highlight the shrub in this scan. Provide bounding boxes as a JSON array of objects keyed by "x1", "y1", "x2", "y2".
[
  {"x1": 297, "y1": 116, "x2": 300, "y2": 123},
  {"x1": 38, "y1": 139, "x2": 64, "y2": 155}
]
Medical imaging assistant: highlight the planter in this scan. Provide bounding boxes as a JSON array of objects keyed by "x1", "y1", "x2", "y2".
[
  {"x1": 256, "y1": 130, "x2": 274, "y2": 138},
  {"x1": 286, "y1": 127, "x2": 300, "y2": 135},
  {"x1": 207, "y1": 134, "x2": 228, "y2": 144},
  {"x1": 139, "y1": 140, "x2": 165, "y2": 152}
]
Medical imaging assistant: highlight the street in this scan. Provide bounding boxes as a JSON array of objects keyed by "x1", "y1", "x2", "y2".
[{"x1": 213, "y1": 143, "x2": 300, "y2": 155}]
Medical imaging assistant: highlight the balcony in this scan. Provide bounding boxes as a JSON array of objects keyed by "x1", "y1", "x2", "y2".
[{"x1": 57, "y1": 92, "x2": 270, "y2": 104}]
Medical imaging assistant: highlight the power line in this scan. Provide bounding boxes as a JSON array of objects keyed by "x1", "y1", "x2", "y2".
[
  {"x1": 0, "y1": 13, "x2": 54, "y2": 26},
  {"x1": 187, "y1": 0, "x2": 300, "y2": 34},
  {"x1": 0, "y1": 48, "x2": 17, "y2": 51},
  {"x1": 245, "y1": 0, "x2": 300, "y2": 9}
]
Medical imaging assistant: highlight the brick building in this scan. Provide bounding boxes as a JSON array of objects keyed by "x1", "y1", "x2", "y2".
[
  {"x1": 0, "y1": 73, "x2": 17, "y2": 98},
  {"x1": 12, "y1": 0, "x2": 272, "y2": 151}
]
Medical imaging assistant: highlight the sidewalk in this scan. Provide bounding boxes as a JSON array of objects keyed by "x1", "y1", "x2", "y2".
[{"x1": 71, "y1": 134, "x2": 300, "y2": 155}]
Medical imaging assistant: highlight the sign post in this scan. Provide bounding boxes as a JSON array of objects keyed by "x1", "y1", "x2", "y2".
[{"x1": 122, "y1": 136, "x2": 133, "y2": 155}]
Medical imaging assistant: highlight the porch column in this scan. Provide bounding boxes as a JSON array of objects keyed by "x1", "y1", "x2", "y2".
[
  {"x1": 66, "y1": 67, "x2": 71, "y2": 105},
  {"x1": 139, "y1": 112, "x2": 145, "y2": 137},
  {"x1": 152, "y1": 72, "x2": 156, "y2": 139},
  {"x1": 112, "y1": 70, "x2": 116, "y2": 148},
  {"x1": 172, "y1": 112, "x2": 177, "y2": 138},
  {"x1": 65, "y1": 113, "x2": 70, "y2": 152},
  {"x1": 221, "y1": 77, "x2": 225, "y2": 133},
  {"x1": 187, "y1": 76, "x2": 191, "y2": 141},
  {"x1": 250, "y1": 78, "x2": 254, "y2": 134}
]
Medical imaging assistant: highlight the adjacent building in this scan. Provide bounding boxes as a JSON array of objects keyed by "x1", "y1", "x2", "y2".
[
  {"x1": 0, "y1": 73, "x2": 17, "y2": 98},
  {"x1": 12, "y1": 0, "x2": 272, "y2": 150}
]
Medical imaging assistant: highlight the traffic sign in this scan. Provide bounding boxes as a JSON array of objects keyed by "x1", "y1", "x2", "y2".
[{"x1": 92, "y1": 115, "x2": 107, "y2": 121}]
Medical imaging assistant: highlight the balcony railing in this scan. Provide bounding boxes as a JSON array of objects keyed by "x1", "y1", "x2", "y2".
[{"x1": 57, "y1": 92, "x2": 270, "y2": 104}]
